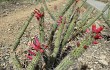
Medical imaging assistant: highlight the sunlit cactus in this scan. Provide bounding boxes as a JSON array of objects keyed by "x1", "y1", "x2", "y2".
[{"x1": 10, "y1": 0, "x2": 110, "y2": 70}]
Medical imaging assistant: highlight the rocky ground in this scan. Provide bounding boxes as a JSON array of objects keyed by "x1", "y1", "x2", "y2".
[{"x1": 0, "y1": 0, "x2": 110, "y2": 70}]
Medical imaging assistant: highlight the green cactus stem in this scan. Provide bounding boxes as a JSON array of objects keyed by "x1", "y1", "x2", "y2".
[
  {"x1": 43, "y1": 0, "x2": 56, "y2": 21},
  {"x1": 47, "y1": 0, "x2": 76, "y2": 53},
  {"x1": 83, "y1": 3, "x2": 109, "y2": 31},
  {"x1": 80, "y1": 6, "x2": 94, "y2": 26},
  {"x1": 11, "y1": 52, "x2": 22, "y2": 69},
  {"x1": 55, "y1": 36, "x2": 92, "y2": 70},
  {"x1": 26, "y1": 52, "x2": 41, "y2": 70},
  {"x1": 12, "y1": 13, "x2": 34, "y2": 51},
  {"x1": 62, "y1": 14, "x2": 78, "y2": 48},
  {"x1": 39, "y1": 7, "x2": 45, "y2": 43},
  {"x1": 69, "y1": 0, "x2": 87, "y2": 23},
  {"x1": 27, "y1": 7, "x2": 46, "y2": 70},
  {"x1": 68, "y1": 2, "x2": 110, "y2": 43},
  {"x1": 102, "y1": 15, "x2": 110, "y2": 27},
  {"x1": 11, "y1": 13, "x2": 34, "y2": 69},
  {"x1": 58, "y1": 0, "x2": 75, "y2": 17},
  {"x1": 51, "y1": 18, "x2": 65, "y2": 58}
]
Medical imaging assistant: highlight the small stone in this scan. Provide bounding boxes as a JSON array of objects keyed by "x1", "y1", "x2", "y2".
[
  {"x1": 90, "y1": 68, "x2": 94, "y2": 70},
  {"x1": 99, "y1": 55, "x2": 106, "y2": 60},
  {"x1": 98, "y1": 60, "x2": 108, "y2": 66}
]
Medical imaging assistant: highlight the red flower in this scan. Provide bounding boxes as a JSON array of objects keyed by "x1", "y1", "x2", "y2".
[
  {"x1": 29, "y1": 36, "x2": 44, "y2": 53},
  {"x1": 92, "y1": 24, "x2": 97, "y2": 33},
  {"x1": 92, "y1": 24, "x2": 103, "y2": 33},
  {"x1": 28, "y1": 50, "x2": 36, "y2": 56},
  {"x1": 57, "y1": 16, "x2": 63, "y2": 26},
  {"x1": 83, "y1": 45, "x2": 89, "y2": 49},
  {"x1": 92, "y1": 40, "x2": 98, "y2": 44},
  {"x1": 26, "y1": 55, "x2": 33, "y2": 60},
  {"x1": 26, "y1": 36, "x2": 49, "y2": 60},
  {"x1": 96, "y1": 26, "x2": 103, "y2": 33},
  {"x1": 94, "y1": 33, "x2": 102, "y2": 39},
  {"x1": 34, "y1": 9, "x2": 44, "y2": 20},
  {"x1": 86, "y1": 28, "x2": 90, "y2": 33}
]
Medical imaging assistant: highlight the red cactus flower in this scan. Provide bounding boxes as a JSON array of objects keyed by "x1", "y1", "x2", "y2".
[
  {"x1": 34, "y1": 9, "x2": 44, "y2": 20},
  {"x1": 28, "y1": 50, "x2": 36, "y2": 56},
  {"x1": 96, "y1": 26, "x2": 103, "y2": 33},
  {"x1": 92, "y1": 40, "x2": 98, "y2": 44},
  {"x1": 34, "y1": 36, "x2": 41, "y2": 48},
  {"x1": 94, "y1": 33, "x2": 102, "y2": 39},
  {"x1": 92, "y1": 24, "x2": 103, "y2": 33},
  {"x1": 83, "y1": 45, "x2": 89, "y2": 49},
  {"x1": 26, "y1": 55, "x2": 33, "y2": 60},
  {"x1": 86, "y1": 28, "x2": 90, "y2": 33},
  {"x1": 29, "y1": 36, "x2": 44, "y2": 53},
  {"x1": 57, "y1": 16, "x2": 63, "y2": 26},
  {"x1": 92, "y1": 24, "x2": 97, "y2": 33}
]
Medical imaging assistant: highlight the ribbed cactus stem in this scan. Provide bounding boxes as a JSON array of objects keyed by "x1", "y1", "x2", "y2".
[
  {"x1": 11, "y1": 13, "x2": 34, "y2": 69},
  {"x1": 55, "y1": 55, "x2": 73, "y2": 70},
  {"x1": 58, "y1": 0, "x2": 75, "y2": 17},
  {"x1": 43, "y1": 0, "x2": 56, "y2": 21},
  {"x1": 83, "y1": 3, "x2": 109, "y2": 31},
  {"x1": 11, "y1": 53, "x2": 22, "y2": 69},
  {"x1": 51, "y1": 19, "x2": 65, "y2": 58},
  {"x1": 107, "y1": 6, "x2": 110, "y2": 19},
  {"x1": 80, "y1": 6, "x2": 94, "y2": 26},
  {"x1": 39, "y1": 7, "x2": 45, "y2": 43},
  {"x1": 102, "y1": 15, "x2": 110, "y2": 27},
  {"x1": 55, "y1": 36, "x2": 92, "y2": 70},
  {"x1": 47, "y1": 0, "x2": 76, "y2": 50},
  {"x1": 62, "y1": 15, "x2": 78, "y2": 47},
  {"x1": 27, "y1": 7, "x2": 45, "y2": 70},
  {"x1": 27, "y1": 52, "x2": 41, "y2": 70},
  {"x1": 13, "y1": 13, "x2": 34, "y2": 51}
]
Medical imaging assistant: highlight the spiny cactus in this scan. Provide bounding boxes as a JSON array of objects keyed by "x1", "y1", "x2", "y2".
[{"x1": 10, "y1": 0, "x2": 110, "y2": 70}]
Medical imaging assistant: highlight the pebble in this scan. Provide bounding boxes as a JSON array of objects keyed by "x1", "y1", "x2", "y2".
[
  {"x1": 99, "y1": 55, "x2": 106, "y2": 60},
  {"x1": 98, "y1": 60, "x2": 108, "y2": 66}
]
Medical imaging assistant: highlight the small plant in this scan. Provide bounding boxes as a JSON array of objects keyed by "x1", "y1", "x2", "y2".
[{"x1": 10, "y1": 0, "x2": 110, "y2": 70}]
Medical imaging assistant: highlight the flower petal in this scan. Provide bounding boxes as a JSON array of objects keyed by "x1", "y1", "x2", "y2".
[
  {"x1": 92, "y1": 24, "x2": 97, "y2": 33},
  {"x1": 30, "y1": 43, "x2": 39, "y2": 51},
  {"x1": 39, "y1": 49, "x2": 44, "y2": 53},
  {"x1": 34, "y1": 36, "x2": 41, "y2": 49},
  {"x1": 26, "y1": 55, "x2": 33, "y2": 60},
  {"x1": 96, "y1": 26, "x2": 103, "y2": 33},
  {"x1": 28, "y1": 50, "x2": 36, "y2": 56},
  {"x1": 86, "y1": 28, "x2": 90, "y2": 33},
  {"x1": 92, "y1": 40, "x2": 98, "y2": 44},
  {"x1": 94, "y1": 33, "x2": 102, "y2": 39}
]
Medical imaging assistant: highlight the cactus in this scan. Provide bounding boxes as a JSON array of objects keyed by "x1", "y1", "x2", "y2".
[
  {"x1": 39, "y1": 6, "x2": 45, "y2": 43},
  {"x1": 10, "y1": 0, "x2": 109, "y2": 70},
  {"x1": 51, "y1": 18, "x2": 65, "y2": 58},
  {"x1": 83, "y1": 2, "x2": 110, "y2": 31},
  {"x1": 12, "y1": 13, "x2": 34, "y2": 51},
  {"x1": 61, "y1": 14, "x2": 78, "y2": 48},
  {"x1": 11, "y1": 13, "x2": 34, "y2": 69},
  {"x1": 55, "y1": 36, "x2": 92, "y2": 70},
  {"x1": 26, "y1": 52, "x2": 41, "y2": 70}
]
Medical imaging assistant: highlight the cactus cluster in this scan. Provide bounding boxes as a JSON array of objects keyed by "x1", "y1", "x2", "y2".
[{"x1": 10, "y1": 0, "x2": 110, "y2": 70}]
